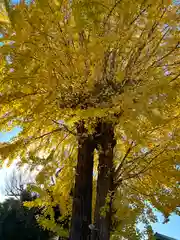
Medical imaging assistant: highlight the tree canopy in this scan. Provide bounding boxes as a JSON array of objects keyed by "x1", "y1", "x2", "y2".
[
  {"x1": 0, "y1": 0, "x2": 179, "y2": 239},
  {"x1": 0, "y1": 0, "x2": 179, "y2": 159}
]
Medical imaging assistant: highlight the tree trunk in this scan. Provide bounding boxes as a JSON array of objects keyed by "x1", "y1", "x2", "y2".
[
  {"x1": 69, "y1": 122, "x2": 95, "y2": 240},
  {"x1": 92, "y1": 122, "x2": 116, "y2": 240}
]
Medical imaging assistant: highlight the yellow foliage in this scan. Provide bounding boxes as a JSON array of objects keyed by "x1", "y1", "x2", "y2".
[{"x1": 0, "y1": 0, "x2": 179, "y2": 237}]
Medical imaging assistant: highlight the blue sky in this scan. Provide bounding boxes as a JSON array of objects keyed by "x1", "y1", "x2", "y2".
[
  {"x1": 0, "y1": 126, "x2": 21, "y2": 142},
  {"x1": 0, "y1": 128, "x2": 179, "y2": 239},
  {"x1": 152, "y1": 213, "x2": 180, "y2": 239}
]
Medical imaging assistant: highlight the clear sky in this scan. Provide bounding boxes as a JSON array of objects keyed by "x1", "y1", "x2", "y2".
[{"x1": 0, "y1": 128, "x2": 179, "y2": 239}]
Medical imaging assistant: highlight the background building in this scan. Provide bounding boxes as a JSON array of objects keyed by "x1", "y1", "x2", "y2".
[{"x1": 154, "y1": 233, "x2": 178, "y2": 240}]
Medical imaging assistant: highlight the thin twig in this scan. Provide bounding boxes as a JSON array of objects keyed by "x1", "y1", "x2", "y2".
[
  {"x1": 114, "y1": 141, "x2": 134, "y2": 179},
  {"x1": 151, "y1": 41, "x2": 180, "y2": 67},
  {"x1": 34, "y1": 128, "x2": 62, "y2": 140},
  {"x1": 170, "y1": 72, "x2": 180, "y2": 83},
  {"x1": 103, "y1": 0, "x2": 122, "y2": 29},
  {"x1": 52, "y1": 120, "x2": 76, "y2": 136},
  {"x1": 124, "y1": 147, "x2": 166, "y2": 181}
]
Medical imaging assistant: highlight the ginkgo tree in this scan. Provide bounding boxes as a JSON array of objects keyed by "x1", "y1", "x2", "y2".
[{"x1": 0, "y1": 0, "x2": 180, "y2": 239}]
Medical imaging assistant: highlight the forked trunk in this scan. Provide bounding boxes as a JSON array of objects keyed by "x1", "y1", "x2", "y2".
[
  {"x1": 70, "y1": 122, "x2": 95, "y2": 240},
  {"x1": 92, "y1": 122, "x2": 116, "y2": 240}
]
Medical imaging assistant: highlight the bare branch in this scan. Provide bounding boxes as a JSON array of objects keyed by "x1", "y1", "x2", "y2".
[
  {"x1": 151, "y1": 41, "x2": 180, "y2": 67},
  {"x1": 4, "y1": 169, "x2": 33, "y2": 199},
  {"x1": 124, "y1": 181, "x2": 156, "y2": 197},
  {"x1": 52, "y1": 119, "x2": 76, "y2": 136},
  {"x1": 130, "y1": 4, "x2": 150, "y2": 26},
  {"x1": 114, "y1": 141, "x2": 134, "y2": 179},
  {"x1": 124, "y1": 147, "x2": 166, "y2": 181},
  {"x1": 103, "y1": 0, "x2": 122, "y2": 29},
  {"x1": 119, "y1": 144, "x2": 160, "y2": 179},
  {"x1": 34, "y1": 128, "x2": 62, "y2": 140},
  {"x1": 170, "y1": 72, "x2": 180, "y2": 83}
]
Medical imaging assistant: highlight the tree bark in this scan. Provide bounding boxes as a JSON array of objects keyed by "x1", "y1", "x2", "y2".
[
  {"x1": 69, "y1": 122, "x2": 95, "y2": 240},
  {"x1": 92, "y1": 122, "x2": 116, "y2": 240}
]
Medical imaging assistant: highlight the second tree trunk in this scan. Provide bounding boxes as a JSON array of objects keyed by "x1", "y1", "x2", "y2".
[{"x1": 92, "y1": 122, "x2": 116, "y2": 240}]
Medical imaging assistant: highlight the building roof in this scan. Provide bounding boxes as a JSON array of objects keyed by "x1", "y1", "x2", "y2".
[{"x1": 154, "y1": 233, "x2": 178, "y2": 240}]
